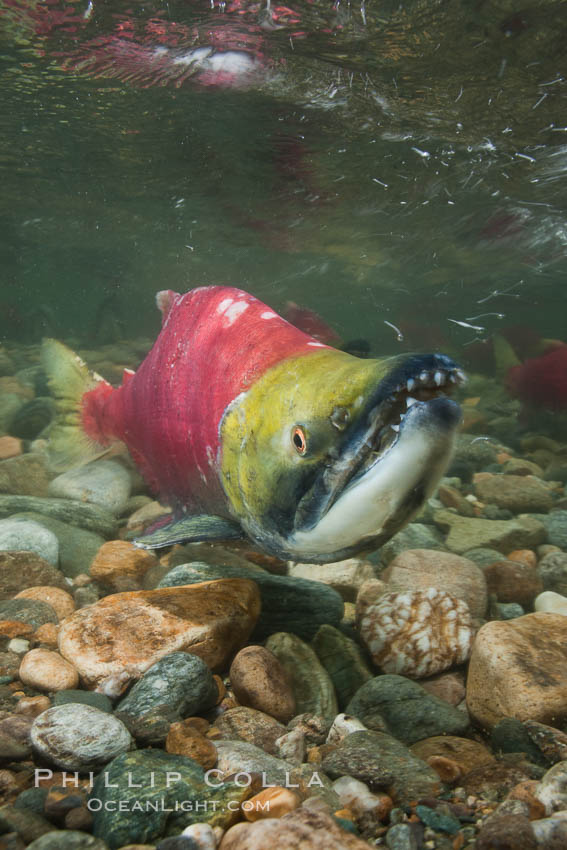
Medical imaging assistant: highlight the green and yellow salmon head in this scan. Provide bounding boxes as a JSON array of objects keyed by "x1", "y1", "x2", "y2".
[{"x1": 220, "y1": 349, "x2": 465, "y2": 563}]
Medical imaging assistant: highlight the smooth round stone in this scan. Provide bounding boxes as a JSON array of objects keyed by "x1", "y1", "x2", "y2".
[
  {"x1": 31, "y1": 704, "x2": 132, "y2": 772},
  {"x1": 180, "y1": 823, "x2": 217, "y2": 849},
  {"x1": 15, "y1": 586, "x2": 75, "y2": 621},
  {"x1": 264, "y1": 632, "x2": 337, "y2": 723},
  {"x1": 0, "y1": 551, "x2": 69, "y2": 600},
  {"x1": 26, "y1": 832, "x2": 110, "y2": 850},
  {"x1": 0, "y1": 517, "x2": 59, "y2": 565},
  {"x1": 8, "y1": 512, "x2": 105, "y2": 579},
  {"x1": 212, "y1": 706, "x2": 287, "y2": 755},
  {"x1": 116, "y1": 652, "x2": 218, "y2": 727},
  {"x1": 218, "y1": 808, "x2": 370, "y2": 850},
  {"x1": 0, "y1": 599, "x2": 58, "y2": 629},
  {"x1": 229, "y1": 645, "x2": 295, "y2": 723},
  {"x1": 20, "y1": 648, "x2": 79, "y2": 692},
  {"x1": 535, "y1": 590, "x2": 567, "y2": 616},
  {"x1": 544, "y1": 512, "x2": 567, "y2": 550},
  {"x1": 48, "y1": 460, "x2": 132, "y2": 515},
  {"x1": 53, "y1": 689, "x2": 112, "y2": 713}
]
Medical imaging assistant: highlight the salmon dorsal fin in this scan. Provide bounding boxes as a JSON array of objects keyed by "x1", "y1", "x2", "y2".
[{"x1": 156, "y1": 290, "x2": 180, "y2": 326}]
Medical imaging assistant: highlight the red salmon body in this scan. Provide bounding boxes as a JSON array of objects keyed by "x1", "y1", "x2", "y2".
[{"x1": 82, "y1": 286, "x2": 329, "y2": 510}]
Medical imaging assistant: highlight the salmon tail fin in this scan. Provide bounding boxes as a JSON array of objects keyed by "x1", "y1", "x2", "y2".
[{"x1": 41, "y1": 339, "x2": 114, "y2": 472}]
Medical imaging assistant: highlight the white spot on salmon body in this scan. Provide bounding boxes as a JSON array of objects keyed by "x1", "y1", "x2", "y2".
[
  {"x1": 261, "y1": 311, "x2": 277, "y2": 319},
  {"x1": 217, "y1": 298, "x2": 234, "y2": 314},
  {"x1": 307, "y1": 341, "x2": 325, "y2": 347},
  {"x1": 224, "y1": 301, "x2": 249, "y2": 325}
]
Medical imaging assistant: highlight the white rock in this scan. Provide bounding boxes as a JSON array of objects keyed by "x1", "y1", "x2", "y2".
[
  {"x1": 274, "y1": 727, "x2": 305, "y2": 765},
  {"x1": 48, "y1": 460, "x2": 131, "y2": 514},
  {"x1": 332, "y1": 775, "x2": 386, "y2": 817},
  {"x1": 535, "y1": 591, "x2": 567, "y2": 616},
  {"x1": 288, "y1": 558, "x2": 375, "y2": 602},
  {"x1": 535, "y1": 761, "x2": 567, "y2": 814},
  {"x1": 326, "y1": 713, "x2": 367, "y2": 744},
  {"x1": 8, "y1": 638, "x2": 30, "y2": 654},
  {"x1": 181, "y1": 822, "x2": 218, "y2": 849},
  {"x1": 0, "y1": 517, "x2": 59, "y2": 565}
]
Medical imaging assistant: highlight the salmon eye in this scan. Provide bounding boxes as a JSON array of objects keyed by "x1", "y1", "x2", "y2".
[{"x1": 292, "y1": 426, "x2": 307, "y2": 455}]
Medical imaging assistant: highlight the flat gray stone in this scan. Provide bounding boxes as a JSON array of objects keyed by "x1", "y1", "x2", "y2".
[
  {"x1": 0, "y1": 495, "x2": 118, "y2": 537},
  {"x1": 48, "y1": 460, "x2": 131, "y2": 515},
  {"x1": 0, "y1": 599, "x2": 58, "y2": 628},
  {"x1": 0, "y1": 517, "x2": 59, "y2": 565}
]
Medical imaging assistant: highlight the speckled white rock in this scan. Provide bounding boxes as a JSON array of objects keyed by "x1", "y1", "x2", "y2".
[
  {"x1": 359, "y1": 588, "x2": 474, "y2": 678},
  {"x1": 0, "y1": 517, "x2": 59, "y2": 566},
  {"x1": 181, "y1": 822, "x2": 218, "y2": 849},
  {"x1": 274, "y1": 726, "x2": 305, "y2": 765},
  {"x1": 48, "y1": 460, "x2": 132, "y2": 514},
  {"x1": 535, "y1": 591, "x2": 567, "y2": 616},
  {"x1": 535, "y1": 762, "x2": 567, "y2": 814},
  {"x1": 332, "y1": 775, "x2": 390, "y2": 818},
  {"x1": 326, "y1": 713, "x2": 367, "y2": 744},
  {"x1": 19, "y1": 648, "x2": 79, "y2": 691},
  {"x1": 31, "y1": 704, "x2": 132, "y2": 771}
]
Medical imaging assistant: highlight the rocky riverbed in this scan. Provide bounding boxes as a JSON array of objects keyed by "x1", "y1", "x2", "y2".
[{"x1": 1, "y1": 338, "x2": 567, "y2": 849}]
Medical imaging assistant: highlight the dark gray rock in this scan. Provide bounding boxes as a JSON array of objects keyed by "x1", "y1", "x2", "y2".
[
  {"x1": 53, "y1": 690, "x2": 113, "y2": 713},
  {"x1": 345, "y1": 674, "x2": 470, "y2": 745},
  {"x1": 543, "y1": 511, "x2": 567, "y2": 549},
  {"x1": 0, "y1": 804, "x2": 55, "y2": 844},
  {"x1": 31, "y1": 705, "x2": 132, "y2": 772},
  {"x1": 538, "y1": 550, "x2": 567, "y2": 596},
  {"x1": 0, "y1": 495, "x2": 118, "y2": 537},
  {"x1": 159, "y1": 561, "x2": 344, "y2": 641},
  {"x1": 0, "y1": 599, "x2": 58, "y2": 628},
  {"x1": 89, "y1": 748, "x2": 249, "y2": 849},
  {"x1": 463, "y1": 547, "x2": 508, "y2": 566},
  {"x1": 26, "y1": 832, "x2": 109, "y2": 850},
  {"x1": 12, "y1": 512, "x2": 105, "y2": 578},
  {"x1": 13, "y1": 787, "x2": 48, "y2": 816},
  {"x1": 311, "y1": 624, "x2": 373, "y2": 709},
  {"x1": 326, "y1": 730, "x2": 441, "y2": 806},
  {"x1": 379, "y1": 524, "x2": 445, "y2": 565}
]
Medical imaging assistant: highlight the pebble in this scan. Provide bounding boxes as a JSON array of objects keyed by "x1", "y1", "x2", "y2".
[
  {"x1": 379, "y1": 523, "x2": 446, "y2": 565},
  {"x1": 213, "y1": 739, "x2": 299, "y2": 787},
  {"x1": 19, "y1": 648, "x2": 79, "y2": 692},
  {"x1": 474, "y1": 473, "x2": 553, "y2": 513},
  {"x1": 543, "y1": 511, "x2": 567, "y2": 549},
  {"x1": 483, "y1": 560, "x2": 543, "y2": 606},
  {"x1": 14, "y1": 587, "x2": 75, "y2": 621},
  {"x1": 523, "y1": 720, "x2": 567, "y2": 764},
  {"x1": 537, "y1": 550, "x2": 567, "y2": 596},
  {"x1": 466, "y1": 613, "x2": 567, "y2": 728},
  {"x1": 0, "y1": 551, "x2": 69, "y2": 599},
  {"x1": 419, "y1": 671, "x2": 466, "y2": 706},
  {"x1": 385, "y1": 822, "x2": 419, "y2": 850},
  {"x1": 311, "y1": 624, "x2": 372, "y2": 709},
  {"x1": 48, "y1": 460, "x2": 132, "y2": 515},
  {"x1": 326, "y1": 713, "x2": 367, "y2": 744},
  {"x1": 211, "y1": 706, "x2": 287, "y2": 755},
  {"x1": 463, "y1": 546, "x2": 507, "y2": 566},
  {"x1": 159, "y1": 562, "x2": 344, "y2": 642},
  {"x1": 322, "y1": 729, "x2": 441, "y2": 806},
  {"x1": 180, "y1": 823, "x2": 217, "y2": 849},
  {"x1": 345, "y1": 675, "x2": 470, "y2": 744},
  {"x1": 432, "y1": 509, "x2": 546, "y2": 555},
  {"x1": 0, "y1": 435, "x2": 22, "y2": 460},
  {"x1": 359, "y1": 588, "x2": 473, "y2": 678},
  {"x1": 535, "y1": 761, "x2": 567, "y2": 814},
  {"x1": 274, "y1": 726, "x2": 306, "y2": 764},
  {"x1": 0, "y1": 453, "x2": 50, "y2": 497},
  {"x1": 57, "y1": 579, "x2": 261, "y2": 688},
  {"x1": 0, "y1": 517, "x2": 59, "y2": 565},
  {"x1": 218, "y1": 807, "x2": 371, "y2": 849},
  {"x1": 32, "y1": 622, "x2": 60, "y2": 647},
  {"x1": 535, "y1": 590, "x2": 567, "y2": 615},
  {"x1": 475, "y1": 813, "x2": 537, "y2": 850},
  {"x1": 410, "y1": 736, "x2": 495, "y2": 775},
  {"x1": 25, "y1": 832, "x2": 110, "y2": 850},
  {"x1": 116, "y1": 652, "x2": 218, "y2": 738},
  {"x1": 229, "y1": 645, "x2": 295, "y2": 723},
  {"x1": 31, "y1": 704, "x2": 132, "y2": 772},
  {"x1": 332, "y1": 775, "x2": 392, "y2": 821},
  {"x1": 89, "y1": 540, "x2": 159, "y2": 592},
  {"x1": 382, "y1": 548, "x2": 488, "y2": 618},
  {"x1": 13, "y1": 512, "x2": 105, "y2": 579},
  {"x1": 242, "y1": 786, "x2": 301, "y2": 821},
  {"x1": 165, "y1": 720, "x2": 218, "y2": 769},
  {"x1": 287, "y1": 558, "x2": 376, "y2": 602},
  {"x1": 264, "y1": 632, "x2": 338, "y2": 723},
  {"x1": 0, "y1": 599, "x2": 58, "y2": 629},
  {"x1": 89, "y1": 748, "x2": 250, "y2": 846},
  {"x1": 53, "y1": 689, "x2": 112, "y2": 713}
]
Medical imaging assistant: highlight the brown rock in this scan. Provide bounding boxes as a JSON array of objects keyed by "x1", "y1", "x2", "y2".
[
  {"x1": 463, "y1": 763, "x2": 533, "y2": 801},
  {"x1": 0, "y1": 552, "x2": 69, "y2": 600},
  {"x1": 14, "y1": 695, "x2": 51, "y2": 717},
  {"x1": 243, "y1": 787, "x2": 301, "y2": 821},
  {"x1": 474, "y1": 474, "x2": 553, "y2": 514},
  {"x1": 0, "y1": 711, "x2": 34, "y2": 746},
  {"x1": 57, "y1": 579, "x2": 261, "y2": 687},
  {"x1": 287, "y1": 559, "x2": 375, "y2": 602},
  {"x1": 229, "y1": 646, "x2": 295, "y2": 723},
  {"x1": 33, "y1": 623, "x2": 60, "y2": 648},
  {"x1": 437, "y1": 484, "x2": 476, "y2": 516},
  {"x1": 523, "y1": 720, "x2": 567, "y2": 765},
  {"x1": 64, "y1": 805, "x2": 93, "y2": 831},
  {"x1": 506, "y1": 780, "x2": 546, "y2": 820},
  {"x1": 483, "y1": 561, "x2": 543, "y2": 607},
  {"x1": 419, "y1": 671, "x2": 466, "y2": 706},
  {"x1": 476, "y1": 813, "x2": 537, "y2": 850},
  {"x1": 359, "y1": 588, "x2": 474, "y2": 678},
  {"x1": 0, "y1": 651, "x2": 22, "y2": 679},
  {"x1": 89, "y1": 540, "x2": 159, "y2": 591},
  {"x1": 0, "y1": 621, "x2": 34, "y2": 639},
  {"x1": 0, "y1": 437, "x2": 22, "y2": 460},
  {"x1": 508, "y1": 550, "x2": 538, "y2": 568},
  {"x1": 0, "y1": 454, "x2": 50, "y2": 497},
  {"x1": 425, "y1": 755, "x2": 462, "y2": 784},
  {"x1": 15, "y1": 587, "x2": 75, "y2": 621},
  {"x1": 382, "y1": 548, "x2": 487, "y2": 618},
  {"x1": 18, "y1": 648, "x2": 79, "y2": 692},
  {"x1": 211, "y1": 706, "x2": 286, "y2": 755},
  {"x1": 410, "y1": 736, "x2": 494, "y2": 775},
  {"x1": 466, "y1": 614, "x2": 567, "y2": 728},
  {"x1": 219, "y1": 806, "x2": 372, "y2": 849},
  {"x1": 165, "y1": 720, "x2": 218, "y2": 769}
]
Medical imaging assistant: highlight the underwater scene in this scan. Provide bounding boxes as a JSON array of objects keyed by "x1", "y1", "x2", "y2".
[{"x1": 2, "y1": 0, "x2": 567, "y2": 847}]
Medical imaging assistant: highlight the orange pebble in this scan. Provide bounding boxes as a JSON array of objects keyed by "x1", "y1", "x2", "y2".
[
  {"x1": 507, "y1": 549, "x2": 537, "y2": 569},
  {"x1": 243, "y1": 787, "x2": 301, "y2": 821},
  {"x1": 0, "y1": 621, "x2": 34, "y2": 639},
  {"x1": 33, "y1": 623, "x2": 60, "y2": 648},
  {"x1": 496, "y1": 452, "x2": 512, "y2": 464},
  {"x1": 0, "y1": 435, "x2": 22, "y2": 460}
]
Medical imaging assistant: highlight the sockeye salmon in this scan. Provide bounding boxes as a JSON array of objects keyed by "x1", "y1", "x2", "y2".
[{"x1": 42, "y1": 286, "x2": 465, "y2": 563}]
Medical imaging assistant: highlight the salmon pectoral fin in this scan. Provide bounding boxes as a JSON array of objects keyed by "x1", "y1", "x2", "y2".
[{"x1": 133, "y1": 513, "x2": 244, "y2": 550}]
